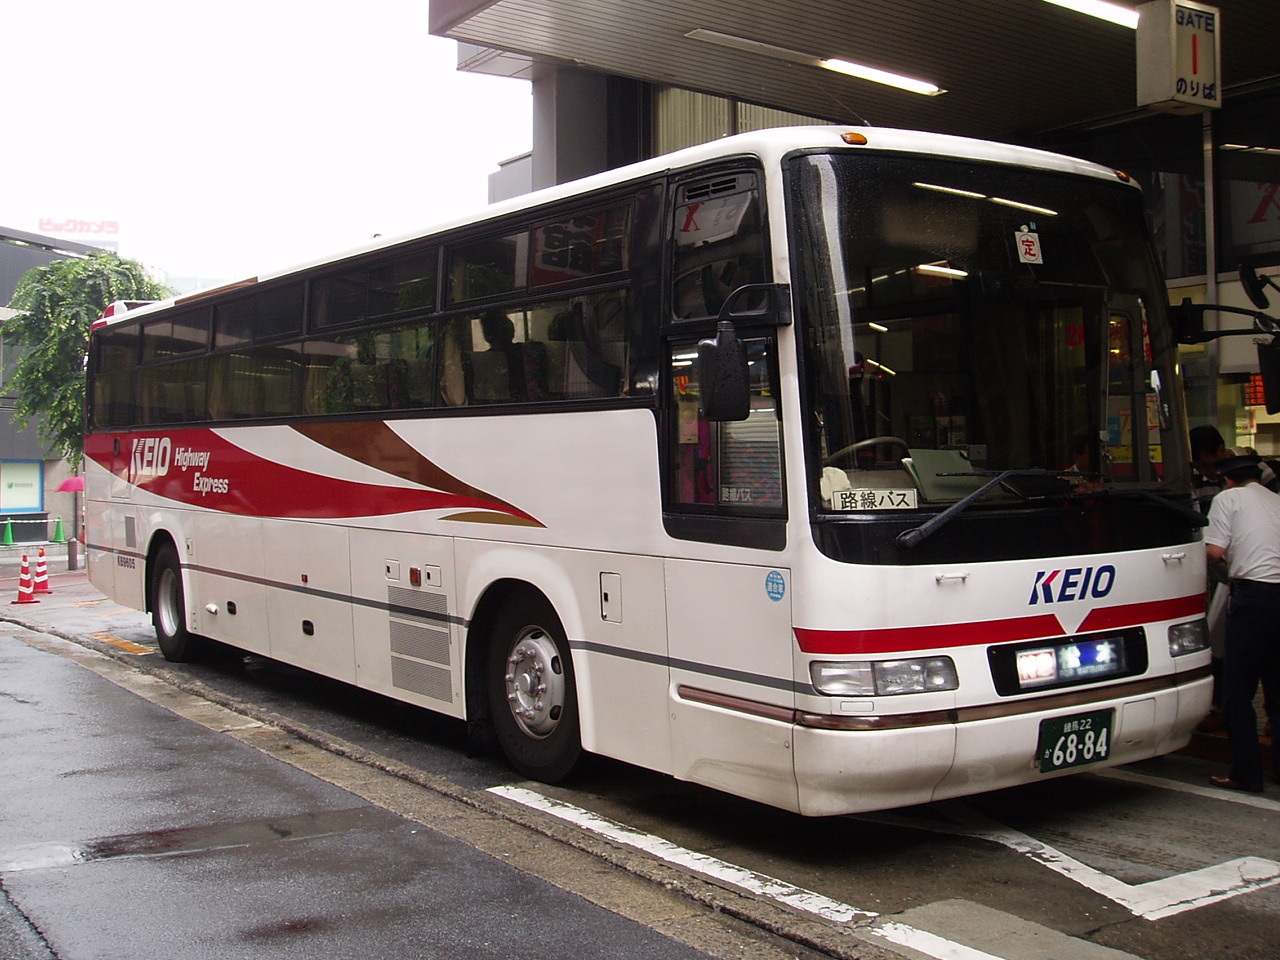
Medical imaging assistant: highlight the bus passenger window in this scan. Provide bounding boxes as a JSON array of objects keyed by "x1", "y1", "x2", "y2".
[
  {"x1": 448, "y1": 232, "x2": 529, "y2": 304},
  {"x1": 368, "y1": 249, "x2": 436, "y2": 318},
  {"x1": 468, "y1": 310, "x2": 527, "y2": 403},
  {"x1": 530, "y1": 205, "x2": 629, "y2": 286},
  {"x1": 312, "y1": 270, "x2": 368, "y2": 329},
  {"x1": 527, "y1": 292, "x2": 630, "y2": 400}
]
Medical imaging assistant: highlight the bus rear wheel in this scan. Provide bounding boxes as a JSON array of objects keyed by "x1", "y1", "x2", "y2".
[
  {"x1": 150, "y1": 543, "x2": 202, "y2": 662},
  {"x1": 486, "y1": 592, "x2": 582, "y2": 782}
]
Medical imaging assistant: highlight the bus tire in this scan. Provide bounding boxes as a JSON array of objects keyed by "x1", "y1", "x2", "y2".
[
  {"x1": 486, "y1": 591, "x2": 582, "y2": 782},
  {"x1": 150, "y1": 543, "x2": 201, "y2": 662}
]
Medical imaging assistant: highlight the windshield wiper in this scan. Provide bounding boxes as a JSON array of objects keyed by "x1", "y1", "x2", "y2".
[
  {"x1": 896, "y1": 470, "x2": 1206, "y2": 550},
  {"x1": 897, "y1": 468, "x2": 1056, "y2": 550}
]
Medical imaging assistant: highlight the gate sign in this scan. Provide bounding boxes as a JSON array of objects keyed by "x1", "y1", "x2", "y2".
[{"x1": 1136, "y1": 0, "x2": 1220, "y2": 114}]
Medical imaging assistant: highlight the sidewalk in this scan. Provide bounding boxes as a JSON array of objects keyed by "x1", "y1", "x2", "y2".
[{"x1": 0, "y1": 540, "x2": 81, "y2": 580}]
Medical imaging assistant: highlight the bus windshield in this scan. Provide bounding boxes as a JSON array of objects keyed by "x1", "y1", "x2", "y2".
[{"x1": 789, "y1": 152, "x2": 1191, "y2": 514}]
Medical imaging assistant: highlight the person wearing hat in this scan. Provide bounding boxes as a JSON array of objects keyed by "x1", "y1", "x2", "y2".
[{"x1": 1204, "y1": 454, "x2": 1280, "y2": 792}]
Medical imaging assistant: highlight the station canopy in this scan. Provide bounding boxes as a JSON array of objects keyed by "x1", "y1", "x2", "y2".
[{"x1": 431, "y1": 0, "x2": 1276, "y2": 140}]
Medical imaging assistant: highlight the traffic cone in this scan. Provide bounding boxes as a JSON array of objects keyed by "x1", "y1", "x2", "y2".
[
  {"x1": 1, "y1": 521, "x2": 11, "y2": 547},
  {"x1": 51, "y1": 517, "x2": 66, "y2": 543},
  {"x1": 33, "y1": 547, "x2": 51, "y2": 595},
  {"x1": 12, "y1": 555, "x2": 39, "y2": 604}
]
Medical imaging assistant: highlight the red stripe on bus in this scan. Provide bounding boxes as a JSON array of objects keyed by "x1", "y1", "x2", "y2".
[
  {"x1": 794, "y1": 614, "x2": 1066, "y2": 655},
  {"x1": 795, "y1": 593, "x2": 1207, "y2": 656},
  {"x1": 1076, "y1": 594, "x2": 1205, "y2": 632},
  {"x1": 84, "y1": 429, "x2": 543, "y2": 525}
]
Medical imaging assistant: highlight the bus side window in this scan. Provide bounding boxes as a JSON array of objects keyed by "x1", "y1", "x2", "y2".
[
  {"x1": 671, "y1": 173, "x2": 767, "y2": 322},
  {"x1": 527, "y1": 293, "x2": 629, "y2": 400},
  {"x1": 669, "y1": 336, "x2": 783, "y2": 513}
]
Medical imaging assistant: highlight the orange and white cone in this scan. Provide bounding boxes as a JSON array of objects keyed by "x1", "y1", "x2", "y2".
[
  {"x1": 12, "y1": 555, "x2": 40, "y2": 605},
  {"x1": 33, "y1": 547, "x2": 51, "y2": 594}
]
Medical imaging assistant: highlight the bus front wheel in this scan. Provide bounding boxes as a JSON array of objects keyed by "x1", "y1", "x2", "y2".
[
  {"x1": 150, "y1": 543, "x2": 201, "y2": 662},
  {"x1": 486, "y1": 592, "x2": 582, "y2": 782}
]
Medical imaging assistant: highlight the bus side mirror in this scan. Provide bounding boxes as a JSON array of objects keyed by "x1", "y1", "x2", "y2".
[
  {"x1": 1258, "y1": 340, "x2": 1280, "y2": 415},
  {"x1": 698, "y1": 321, "x2": 750, "y2": 421},
  {"x1": 1241, "y1": 264, "x2": 1272, "y2": 310},
  {"x1": 1170, "y1": 298, "x2": 1210, "y2": 343}
]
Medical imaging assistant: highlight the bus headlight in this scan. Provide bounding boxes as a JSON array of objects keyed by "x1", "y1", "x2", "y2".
[
  {"x1": 810, "y1": 657, "x2": 958, "y2": 696},
  {"x1": 1168, "y1": 619, "x2": 1209, "y2": 657}
]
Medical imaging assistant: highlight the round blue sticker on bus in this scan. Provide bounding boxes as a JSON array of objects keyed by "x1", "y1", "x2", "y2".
[{"x1": 765, "y1": 570, "x2": 786, "y2": 602}]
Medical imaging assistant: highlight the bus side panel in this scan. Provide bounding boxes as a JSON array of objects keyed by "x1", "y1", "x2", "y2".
[
  {"x1": 665, "y1": 559, "x2": 799, "y2": 813},
  {"x1": 85, "y1": 491, "x2": 114, "y2": 600},
  {"x1": 108, "y1": 502, "x2": 145, "y2": 613},
  {"x1": 569, "y1": 551, "x2": 670, "y2": 774},
  {"x1": 350, "y1": 528, "x2": 463, "y2": 718},
  {"x1": 454, "y1": 543, "x2": 672, "y2": 775},
  {"x1": 261, "y1": 519, "x2": 356, "y2": 683},
  {"x1": 187, "y1": 513, "x2": 270, "y2": 657}
]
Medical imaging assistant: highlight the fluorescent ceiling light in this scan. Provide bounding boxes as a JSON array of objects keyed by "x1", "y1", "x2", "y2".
[
  {"x1": 916, "y1": 263, "x2": 969, "y2": 279},
  {"x1": 868, "y1": 322, "x2": 889, "y2": 333},
  {"x1": 911, "y1": 181, "x2": 1059, "y2": 217},
  {"x1": 820, "y1": 58, "x2": 945, "y2": 96},
  {"x1": 686, "y1": 29, "x2": 945, "y2": 97},
  {"x1": 1040, "y1": 0, "x2": 1139, "y2": 29},
  {"x1": 1223, "y1": 143, "x2": 1280, "y2": 156},
  {"x1": 989, "y1": 197, "x2": 1060, "y2": 217},
  {"x1": 913, "y1": 181, "x2": 986, "y2": 199},
  {"x1": 865, "y1": 358, "x2": 897, "y2": 376}
]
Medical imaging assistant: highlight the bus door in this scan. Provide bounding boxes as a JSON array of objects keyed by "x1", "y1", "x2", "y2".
[
  {"x1": 661, "y1": 168, "x2": 797, "y2": 808},
  {"x1": 663, "y1": 330, "x2": 794, "y2": 808}
]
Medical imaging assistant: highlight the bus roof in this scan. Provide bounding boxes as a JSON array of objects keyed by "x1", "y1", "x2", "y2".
[{"x1": 99, "y1": 125, "x2": 1133, "y2": 327}]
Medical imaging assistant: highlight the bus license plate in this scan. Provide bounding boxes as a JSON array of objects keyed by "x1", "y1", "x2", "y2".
[{"x1": 1037, "y1": 709, "x2": 1113, "y2": 773}]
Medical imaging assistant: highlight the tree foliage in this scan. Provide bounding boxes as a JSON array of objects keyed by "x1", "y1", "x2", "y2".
[{"x1": 4, "y1": 252, "x2": 170, "y2": 467}]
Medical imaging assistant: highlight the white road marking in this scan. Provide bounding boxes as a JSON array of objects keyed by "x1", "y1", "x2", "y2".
[
  {"x1": 489, "y1": 785, "x2": 1017, "y2": 960},
  {"x1": 488, "y1": 785, "x2": 873, "y2": 922},
  {"x1": 863, "y1": 802, "x2": 1280, "y2": 920},
  {"x1": 1096, "y1": 766, "x2": 1280, "y2": 812},
  {"x1": 873, "y1": 922, "x2": 1009, "y2": 960}
]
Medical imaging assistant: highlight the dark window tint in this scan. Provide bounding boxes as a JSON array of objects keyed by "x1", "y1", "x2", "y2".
[
  {"x1": 91, "y1": 327, "x2": 141, "y2": 428},
  {"x1": 448, "y1": 232, "x2": 528, "y2": 303},
  {"x1": 208, "y1": 345, "x2": 302, "y2": 420},
  {"x1": 304, "y1": 322, "x2": 439, "y2": 414},
  {"x1": 141, "y1": 310, "x2": 208, "y2": 362},
  {"x1": 312, "y1": 270, "x2": 368, "y2": 329},
  {"x1": 215, "y1": 283, "x2": 304, "y2": 348},
  {"x1": 369, "y1": 250, "x2": 436, "y2": 318},
  {"x1": 530, "y1": 204, "x2": 629, "y2": 287},
  {"x1": 672, "y1": 173, "x2": 767, "y2": 321},
  {"x1": 138, "y1": 357, "x2": 209, "y2": 424}
]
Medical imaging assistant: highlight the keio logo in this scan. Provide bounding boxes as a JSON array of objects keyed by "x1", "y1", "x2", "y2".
[{"x1": 1028, "y1": 565, "x2": 1116, "y2": 605}]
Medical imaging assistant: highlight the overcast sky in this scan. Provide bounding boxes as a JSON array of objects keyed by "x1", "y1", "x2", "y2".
[{"x1": 4, "y1": 1, "x2": 532, "y2": 288}]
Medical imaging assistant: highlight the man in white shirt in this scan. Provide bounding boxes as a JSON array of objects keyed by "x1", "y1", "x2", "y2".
[{"x1": 1204, "y1": 455, "x2": 1280, "y2": 793}]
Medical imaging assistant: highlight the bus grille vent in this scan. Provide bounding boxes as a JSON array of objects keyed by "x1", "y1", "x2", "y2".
[
  {"x1": 390, "y1": 656, "x2": 453, "y2": 702},
  {"x1": 387, "y1": 585, "x2": 452, "y2": 702},
  {"x1": 387, "y1": 585, "x2": 448, "y2": 624},
  {"x1": 389, "y1": 619, "x2": 450, "y2": 666},
  {"x1": 684, "y1": 176, "x2": 740, "y2": 201}
]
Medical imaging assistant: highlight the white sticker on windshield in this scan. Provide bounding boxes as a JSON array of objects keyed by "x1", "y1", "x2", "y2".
[
  {"x1": 830, "y1": 488, "x2": 918, "y2": 511},
  {"x1": 1015, "y1": 228, "x2": 1043, "y2": 264}
]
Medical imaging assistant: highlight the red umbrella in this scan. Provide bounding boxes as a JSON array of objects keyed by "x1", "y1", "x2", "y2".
[{"x1": 56, "y1": 476, "x2": 85, "y2": 493}]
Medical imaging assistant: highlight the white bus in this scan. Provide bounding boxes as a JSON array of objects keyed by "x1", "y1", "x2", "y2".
[{"x1": 85, "y1": 127, "x2": 1211, "y2": 816}]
